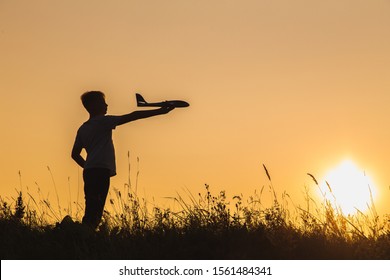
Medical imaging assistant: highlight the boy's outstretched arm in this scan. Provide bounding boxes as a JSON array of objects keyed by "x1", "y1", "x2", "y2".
[{"x1": 117, "y1": 106, "x2": 174, "y2": 126}]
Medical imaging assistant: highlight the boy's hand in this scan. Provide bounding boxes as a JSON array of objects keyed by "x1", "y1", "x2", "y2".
[{"x1": 161, "y1": 105, "x2": 175, "y2": 114}]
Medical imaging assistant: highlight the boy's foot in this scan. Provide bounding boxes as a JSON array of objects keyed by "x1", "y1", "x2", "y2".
[{"x1": 60, "y1": 215, "x2": 74, "y2": 226}]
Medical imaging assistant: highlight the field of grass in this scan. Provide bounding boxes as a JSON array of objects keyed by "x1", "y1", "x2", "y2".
[{"x1": 1, "y1": 167, "x2": 390, "y2": 260}]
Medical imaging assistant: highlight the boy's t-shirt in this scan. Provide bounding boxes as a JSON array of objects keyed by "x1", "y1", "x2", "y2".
[{"x1": 73, "y1": 115, "x2": 122, "y2": 176}]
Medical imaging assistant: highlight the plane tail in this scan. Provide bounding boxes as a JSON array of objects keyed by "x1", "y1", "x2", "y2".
[{"x1": 136, "y1": 93, "x2": 147, "y2": 106}]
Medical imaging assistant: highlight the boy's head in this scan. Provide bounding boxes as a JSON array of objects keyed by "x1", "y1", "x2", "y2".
[{"x1": 81, "y1": 91, "x2": 108, "y2": 116}]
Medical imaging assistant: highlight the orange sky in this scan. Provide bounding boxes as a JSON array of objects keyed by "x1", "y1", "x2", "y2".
[{"x1": 1, "y1": 0, "x2": 390, "y2": 216}]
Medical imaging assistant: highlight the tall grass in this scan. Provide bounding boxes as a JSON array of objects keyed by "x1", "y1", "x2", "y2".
[{"x1": 1, "y1": 164, "x2": 390, "y2": 259}]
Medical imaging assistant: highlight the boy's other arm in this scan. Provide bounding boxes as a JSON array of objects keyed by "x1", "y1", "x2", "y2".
[
  {"x1": 71, "y1": 143, "x2": 85, "y2": 168},
  {"x1": 116, "y1": 106, "x2": 174, "y2": 126}
]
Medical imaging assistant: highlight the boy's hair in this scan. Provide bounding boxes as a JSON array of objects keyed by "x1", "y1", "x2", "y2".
[{"x1": 81, "y1": 91, "x2": 105, "y2": 113}]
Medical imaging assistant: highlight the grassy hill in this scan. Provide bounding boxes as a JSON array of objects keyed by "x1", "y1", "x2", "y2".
[{"x1": 1, "y1": 182, "x2": 390, "y2": 259}]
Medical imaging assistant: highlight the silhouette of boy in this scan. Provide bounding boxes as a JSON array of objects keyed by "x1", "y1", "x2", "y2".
[{"x1": 72, "y1": 91, "x2": 174, "y2": 229}]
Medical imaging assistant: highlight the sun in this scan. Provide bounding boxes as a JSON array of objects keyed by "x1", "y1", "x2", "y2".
[{"x1": 318, "y1": 160, "x2": 377, "y2": 215}]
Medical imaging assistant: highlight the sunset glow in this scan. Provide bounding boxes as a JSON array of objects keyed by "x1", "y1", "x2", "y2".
[{"x1": 319, "y1": 160, "x2": 377, "y2": 215}]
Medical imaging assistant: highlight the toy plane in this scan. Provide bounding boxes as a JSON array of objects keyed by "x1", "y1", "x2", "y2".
[{"x1": 136, "y1": 93, "x2": 190, "y2": 108}]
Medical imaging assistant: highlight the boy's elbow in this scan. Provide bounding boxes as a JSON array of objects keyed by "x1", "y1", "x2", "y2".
[
  {"x1": 71, "y1": 152, "x2": 77, "y2": 161},
  {"x1": 71, "y1": 152, "x2": 85, "y2": 168},
  {"x1": 71, "y1": 149, "x2": 80, "y2": 161}
]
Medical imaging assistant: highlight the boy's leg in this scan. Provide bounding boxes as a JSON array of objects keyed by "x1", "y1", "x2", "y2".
[{"x1": 82, "y1": 168, "x2": 110, "y2": 229}]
